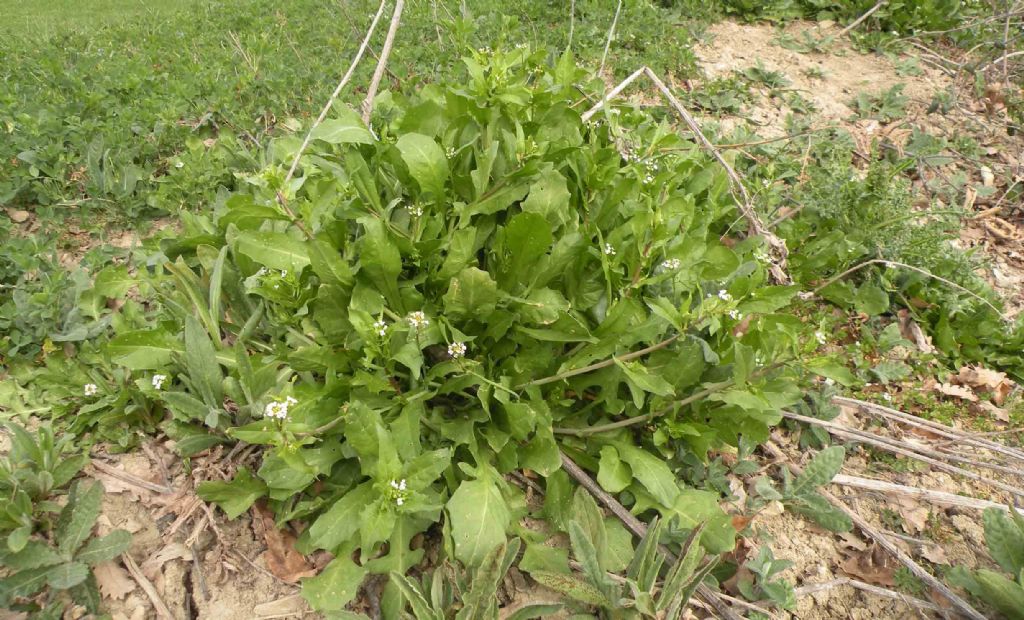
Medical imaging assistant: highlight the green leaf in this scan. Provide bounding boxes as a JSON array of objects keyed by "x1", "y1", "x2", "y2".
[
  {"x1": 0, "y1": 566, "x2": 51, "y2": 602},
  {"x1": 301, "y1": 551, "x2": 368, "y2": 612},
  {"x1": 519, "y1": 543, "x2": 570, "y2": 575},
  {"x1": 0, "y1": 541, "x2": 65, "y2": 570},
  {"x1": 358, "y1": 220, "x2": 403, "y2": 310},
  {"x1": 853, "y1": 283, "x2": 889, "y2": 316},
  {"x1": 567, "y1": 521, "x2": 612, "y2": 601},
  {"x1": 311, "y1": 108, "x2": 375, "y2": 144},
  {"x1": 983, "y1": 508, "x2": 1024, "y2": 575},
  {"x1": 456, "y1": 540, "x2": 510, "y2": 620},
  {"x1": 396, "y1": 133, "x2": 449, "y2": 199},
  {"x1": 522, "y1": 168, "x2": 571, "y2": 227},
  {"x1": 92, "y1": 266, "x2": 135, "y2": 299},
  {"x1": 973, "y1": 569, "x2": 1024, "y2": 619},
  {"x1": 529, "y1": 571, "x2": 607, "y2": 607},
  {"x1": 7, "y1": 525, "x2": 31, "y2": 553},
  {"x1": 446, "y1": 474, "x2": 510, "y2": 567},
  {"x1": 307, "y1": 482, "x2": 376, "y2": 551},
  {"x1": 46, "y1": 561, "x2": 89, "y2": 590},
  {"x1": 197, "y1": 467, "x2": 267, "y2": 519},
  {"x1": 56, "y1": 481, "x2": 103, "y2": 556},
  {"x1": 184, "y1": 315, "x2": 223, "y2": 407},
  {"x1": 443, "y1": 267, "x2": 498, "y2": 320},
  {"x1": 75, "y1": 530, "x2": 131, "y2": 565},
  {"x1": 791, "y1": 446, "x2": 845, "y2": 497},
  {"x1": 614, "y1": 358, "x2": 675, "y2": 407},
  {"x1": 612, "y1": 443, "x2": 681, "y2": 508},
  {"x1": 389, "y1": 571, "x2": 437, "y2": 620},
  {"x1": 519, "y1": 425, "x2": 561, "y2": 477},
  {"x1": 235, "y1": 230, "x2": 311, "y2": 273},
  {"x1": 107, "y1": 329, "x2": 182, "y2": 370},
  {"x1": 499, "y1": 212, "x2": 552, "y2": 291},
  {"x1": 597, "y1": 446, "x2": 631, "y2": 494}
]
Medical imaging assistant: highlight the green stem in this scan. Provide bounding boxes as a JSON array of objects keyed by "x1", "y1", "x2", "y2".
[{"x1": 517, "y1": 334, "x2": 680, "y2": 390}]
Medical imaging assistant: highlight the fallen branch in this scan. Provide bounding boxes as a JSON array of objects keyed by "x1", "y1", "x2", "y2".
[
  {"x1": 89, "y1": 459, "x2": 173, "y2": 494},
  {"x1": 793, "y1": 577, "x2": 944, "y2": 613},
  {"x1": 832, "y1": 473, "x2": 1015, "y2": 512},
  {"x1": 560, "y1": 453, "x2": 746, "y2": 620},
  {"x1": 834, "y1": 396, "x2": 1024, "y2": 463},
  {"x1": 837, "y1": 0, "x2": 887, "y2": 37},
  {"x1": 781, "y1": 409, "x2": 1024, "y2": 500},
  {"x1": 122, "y1": 553, "x2": 176, "y2": 620},
  {"x1": 763, "y1": 442, "x2": 987, "y2": 620},
  {"x1": 361, "y1": 0, "x2": 406, "y2": 125}
]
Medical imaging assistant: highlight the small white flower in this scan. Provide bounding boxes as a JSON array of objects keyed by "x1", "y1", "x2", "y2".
[
  {"x1": 152, "y1": 374, "x2": 167, "y2": 390},
  {"x1": 285, "y1": 396, "x2": 298, "y2": 406},
  {"x1": 797, "y1": 291, "x2": 815, "y2": 300},
  {"x1": 396, "y1": 497, "x2": 405, "y2": 506},
  {"x1": 373, "y1": 320, "x2": 388, "y2": 337},
  {"x1": 603, "y1": 243, "x2": 616, "y2": 256},
  {"x1": 445, "y1": 147, "x2": 456, "y2": 159},
  {"x1": 823, "y1": 377, "x2": 836, "y2": 386},
  {"x1": 643, "y1": 174, "x2": 654, "y2": 184},
  {"x1": 408, "y1": 311, "x2": 429, "y2": 330},
  {"x1": 661, "y1": 258, "x2": 681, "y2": 270},
  {"x1": 280, "y1": 270, "x2": 287, "y2": 277},
  {"x1": 882, "y1": 393, "x2": 893, "y2": 402},
  {"x1": 84, "y1": 383, "x2": 98, "y2": 396},
  {"x1": 256, "y1": 267, "x2": 268, "y2": 277},
  {"x1": 174, "y1": 161, "x2": 184, "y2": 169},
  {"x1": 390, "y1": 479, "x2": 407, "y2": 491},
  {"x1": 762, "y1": 178, "x2": 770, "y2": 187},
  {"x1": 448, "y1": 341, "x2": 467, "y2": 359},
  {"x1": 717, "y1": 289, "x2": 732, "y2": 301},
  {"x1": 815, "y1": 331, "x2": 827, "y2": 345},
  {"x1": 728, "y1": 309, "x2": 741, "y2": 320},
  {"x1": 409, "y1": 204, "x2": 424, "y2": 217},
  {"x1": 263, "y1": 397, "x2": 296, "y2": 420},
  {"x1": 390, "y1": 479, "x2": 409, "y2": 506}
]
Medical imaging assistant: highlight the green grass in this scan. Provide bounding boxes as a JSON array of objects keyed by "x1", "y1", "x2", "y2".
[{"x1": 0, "y1": 0, "x2": 196, "y2": 36}]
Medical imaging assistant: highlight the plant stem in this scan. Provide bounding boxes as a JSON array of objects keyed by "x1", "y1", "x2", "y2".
[{"x1": 517, "y1": 334, "x2": 680, "y2": 390}]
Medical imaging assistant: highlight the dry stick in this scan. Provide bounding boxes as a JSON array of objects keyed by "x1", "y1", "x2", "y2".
[
  {"x1": 763, "y1": 441, "x2": 987, "y2": 620},
  {"x1": 811, "y1": 258, "x2": 1009, "y2": 320},
  {"x1": 560, "y1": 453, "x2": 746, "y2": 620},
  {"x1": 580, "y1": 65, "x2": 646, "y2": 122},
  {"x1": 598, "y1": 0, "x2": 622, "y2": 76},
  {"x1": 277, "y1": 0, "x2": 388, "y2": 233},
  {"x1": 837, "y1": 0, "x2": 887, "y2": 37},
  {"x1": 90, "y1": 459, "x2": 174, "y2": 494},
  {"x1": 643, "y1": 68, "x2": 790, "y2": 284},
  {"x1": 793, "y1": 577, "x2": 944, "y2": 613},
  {"x1": 834, "y1": 396, "x2": 1024, "y2": 463},
  {"x1": 832, "y1": 473, "x2": 1014, "y2": 512},
  {"x1": 781, "y1": 410, "x2": 1024, "y2": 500},
  {"x1": 122, "y1": 553, "x2": 176, "y2": 620},
  {"x1": 566, "y1": 0, "x2": 576, "y2": 52},
  {"x1": 781, "y1": 409, "x2": 1024, "y2": 480},
  {"x1": 361, "y1": 0, "x2": 405, "y2": 125}
]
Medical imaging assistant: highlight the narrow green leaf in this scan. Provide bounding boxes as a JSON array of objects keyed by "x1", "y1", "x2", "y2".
[
  {"x1": 75, "y1": 530, "x2": 131, "y2": 565},
  {"x1": 57, "y1": 481, "x2": 103, "y2": 556},
  {"x1": 46, "y1": 561, "x2": 89, "y2": 590},
  {"x1": 197, "y1": 467, "x2": 267, "y2": 519}
]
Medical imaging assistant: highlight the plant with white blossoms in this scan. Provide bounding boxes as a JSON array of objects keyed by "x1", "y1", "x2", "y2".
[
  {"x1": 661, "y1": 258, "x2": 681, "y2": 270},
  {"x1": 264, "y1": 396, "x2": 298, "y2": 420},
  {"x1": 373, "y1": 320, "x2": 388, "y2": 337},
  {"x1": 388, "y1": 479, "x2": 409, "y2": 506},
  {"x1": 728, "y1": 309, "x2": 741, "y2": 320},
  {"x1": 717, "y1": 289, "x2": 732, "y2": 302},
  {"x1": 447, "y1": 342, "x2": 467, "y2": 359},
  {"x1": 83, "y1": 383, "x2": 98, "y2": 396},
  {"x1": 603, "y1": 243, "x2": 616, "y2": 256},
  {"x1": 815, "y1": 331, "x2": 827, "y2": 345},
  {"x1": 407, "y1": 311, "x2": 429, "y2": 330},
  {"x1": 151, "y1": 374, "x2": 167, "y2": 390}
]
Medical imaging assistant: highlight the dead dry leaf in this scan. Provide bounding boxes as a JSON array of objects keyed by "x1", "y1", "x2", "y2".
[
  {"x1": 252, "y1": 504, "x2": 316, "y2": 583},
  {"x1": 956, "y1": 365, "x2": 1015, "y2": 405},
  {"x1": 934, "y1": 382, "x2": 979, "y2": 402},
  {"x1": 839, "y1": 543, "x2": 897, "y2": 586},
  {"x1": 921, "y1": 543, "x2": 949, "y2": 565},
  {"x1": 973, "y1": 401, "x2": 1011, "y2": 423},
  {"x1": 253, "y1": 594, "x2": 309, "y2": 616},
  {"x1": 141, "y1": 542, "x2": 193, "y2": 580},
  {"x1": 837, "y1": 531, "x2": 869, "y2": 552},
  {"x1": 94, "y1": 561, "x2": 137, "y2": 600},
  {"x1": 895, "y1": 497, "x2": 930, "y2": 535},
  {"x1": 896, "y1": 309, "x2": 935, "y2": 353}
]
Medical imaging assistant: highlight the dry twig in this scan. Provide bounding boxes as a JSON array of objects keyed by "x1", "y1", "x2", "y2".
[
  {"x1": 89, "y1": 459, "x2": 173, "y2": 494},
  {"x1": 599, "y1": 0, "x2": 622, "y2": 76},
  {"x1": 122, "y1": 553, "x2": 176, "y2": 620},
  {"x1": 361, "y1": 0, "x2": 406, "y2": 125},
  {"x1": 793, "y1": 577, "x2": 944, "y2": 613},
  {"x1": 837, "y1": 0, "x2": 887, "y2": 37},
  {"x1": 832, "y1": 473, "x2": 1015, "y2": 512}
]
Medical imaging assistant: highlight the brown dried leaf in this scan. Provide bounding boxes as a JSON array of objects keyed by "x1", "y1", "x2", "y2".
[
  {"x1": 253, "y1": 594, "x2": 308, "y2": 616},
  {"x1": 956, "y1": 365, "x2": 1015, "y2": 405},
  {"x1": 973, "y1": 401, "x2": 1011, "y2": 423},
  {"x1": 921, "y1": 543, "x2": 949, "y2": 565},
  {"x1": 839, "y1": 543, "x2": 897, "y2": 586},
  {"x1": 896, "y1": 309, "x2": 935, "y2": 354},
  {"x1": 93, "y1": 561, "x2": 137, "y2": 600},
  {"x1": 141, "y1": 542, "x2": 193, "y2": 581},
  {"x1": 837, "y1": 531, "x2": 869, "y2": 552},
  {"x1": 934, "y1": 382, "x2": 978, "y2": 402},
  {"x1": 253, "y1": 504, "x2": 316, "y2": 583},
  {"x1": 895, "y1": 498, "x2": 930, "y2": 535}
]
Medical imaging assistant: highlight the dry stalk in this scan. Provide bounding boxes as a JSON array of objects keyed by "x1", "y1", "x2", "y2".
[
  {"x1": 792, "y1": 577, "x2": 944, "y2": 613},
  {"x1": 837, "y1": 0, "x2": 887, "y2": 37},
  {"x1": 361, "y1": 0, "x2": 406, "y2": 125},
  {"x1": 599, "y1": 0, "x2": 622, "y2": 76},
  {"x1": 122, "y1": 553, "x2": 176, "y2": 619},
  {"x1": 763, "y1": 441, "x2": 987, "y2": 620},
  {"x1": 833, "y1": 473, "x2": 1015, "y2": 512}
]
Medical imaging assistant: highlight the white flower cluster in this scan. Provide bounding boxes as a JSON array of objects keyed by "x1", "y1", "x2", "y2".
[
  {"x1": 448, "y1": 341, "x2": 467, "y2": 359},
  {"x1": 408, "y1": 311, "x2": 429, "y2": 330},
  {"x1": 603, "y1": 243, "x2": 616, "y2": 256},
  {"x1": 408, "y1": 204, "x2": 424, "y2": 217},
  {"x1": 390, "y1": 479, "x2": 408, "y2": 506},
  {"x1": 264, "y1": 396, "x2": 298, "y2": 420},
  {"x1": 84, "y1": 383, "x2": 98, "y2": 396},
  {"x1": 152, "y1": 374, "x2": 167, "y2": 390},
  {"x1": 728, "y1": 309, "x2": 741, "y2": 320},
  {"x1": 717, "y1": 289, "x2": 732, "y2": 302},
  {"x1": 815, "y1": 331, "x2": 827, "y2": 345},
  {"x1": 661, "y1": 258, "x2": 681, "y2": 270},
  {"x1": 373, "y1": 320, "x2": 388, "y2": 337}
]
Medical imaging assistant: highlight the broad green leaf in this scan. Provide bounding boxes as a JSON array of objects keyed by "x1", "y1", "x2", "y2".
[
  {"x1": 307, "y1": 482, "x2": 375, "y2": 551},
  {"x1": 75, "y1": 530, "x2": 131, "y2": 565},
  {"x1": 197, "y1": 467, "x2": 267, "y2": 519},
  {"x1": 983, "y1": 508, "x2": 1024, "y2": 575},
  {"x1": 389, "y1": 571, "x2": 437, "y2": 620},
  {"x1": 973, "y1": 569, "x2": 1024, "y2": 619},
  {"x1": 614, "y1": 358, "x2": 675, "y2": 407},
  {"x1": 499, "y1": 212, "x2": 552, "y2": 291},
  {"x1": 529, "y1": 571, "x2": 606, "y2": 607},
  {"x1": 446, "y1": 475, "x2": 510, "y2": 567},
  {"x1": 567, "y1": 521, "x2": 612, "y2": 600},
  {"x1": 519, "y1": 543, "x2": 570, "y2": 575},
  {"x1": 234, "y1": 230, "x2": 311, "y2": 273},
  {"x1": 853, "y1": 283, "x2": 889, "y2": 316},
  {"x1": 612, "y1": 443, "x2": 680, "y2": 508},
  {"x1": 301, "y1": 551, "x2": 368, "y2": 612},
  {"x1": 519, "y1": 425, "x2": 561, "y2": 477},
  {"x1": 597, "y1": 446, "x2": 632, "y2": 494},
  {"x1": 92, "y1": 266, "x2": 135, "y2": 299},
  {"x1": 46, "y1": 561, "x2": 89, "y2": 590},
  {"x1": 396, "y1": 133, "x2": 448, "y2": 198},
  {"x1": 184, "y1": 315, "x2": 223, "y2": 408},
  {"x1": 0, "y1": 541, "x2": 64, "y2": 570},
  {"x1": 522, "y1": 168, "x2": 570, "y2": 227},
  {"x1": 791, "y1": 446, "x2": 845, "y2": 497},
  {"x1": 311, "y1": 108, "x2": 374, "y2": 144},
  {"x1": 358, "y1": 220, "x2": 403, "y2": 310},
  {"x1": 57, "y1": 482, "x2": 104, "y2": 556},
  {"x1": 443, "y1": 267, "x2": 498, "y2": 320},
  {"x1": 309, "y1": 239, "x2": 354, "y2": 288},
  {"x1": 0, "y1": 566, "x2": 51, "y2": 601},
  {"x1": 107, "y1": 329, "x2": 182, "y2": 370}
]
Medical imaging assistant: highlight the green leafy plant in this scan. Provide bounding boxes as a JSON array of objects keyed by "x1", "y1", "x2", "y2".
[
  {"x1": 0, "y1": 424, "x2": 129, "y2": 616},
  {"x1": 755, "y1": 446, "x2": 852, "y2": 532},
  {"x1": 948, "y1": 508, "x2": 1024, "y2": 619},
  {"x1": 528, "y1": 489, "x2": 717, "y2": 618},
  {"x1": 851, "y1": 84, "x2": 910, "y2": 122},
  {"x1": 737, "y1": 546, "x2": 796, "y2": 610}
]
